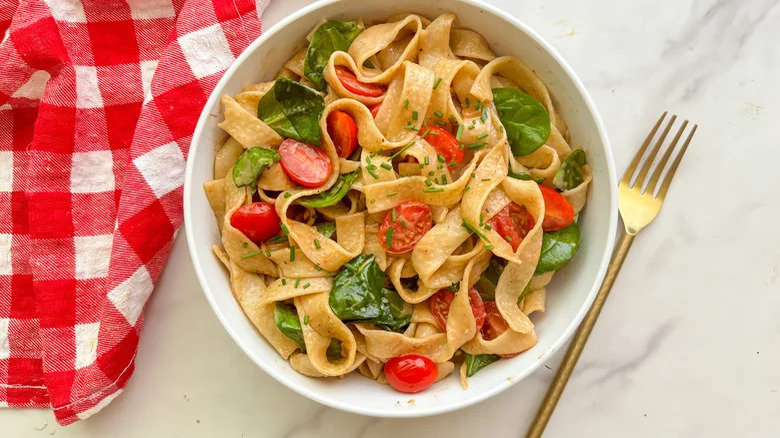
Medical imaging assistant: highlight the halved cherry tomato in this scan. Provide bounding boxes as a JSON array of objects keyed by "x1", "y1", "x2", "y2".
[
  {"x1": 278, "y1": 138, "x2": 332, "y2": 188},
  {"x1": 326, "y1": 110, "x2": 358, "y2": 158},
  {"x1": 335, "y1": 67, "x2": 384, "y2": 97},
  {"x1": 429, "y1": 288, "x2": 486, "y2": 332},
  {"x1": 538, "y1": 184, "x2": 575, "y2": 231},
  {"x1": 384, "y1": 354, "x2": 438, "y2": 393},
  {"x1": 377, "y1": 201, "x2": 432, "y2": 254},
  {"x1": 481, "y1": 301, "x2": 518, "y2": 358},
  {"x1": 419, "y1": 125, "x2": 463, "y2": 167},
  {"x1": 369, "y1": 103, "x2": 381, "y2": 118},
  {"x1": 489, "y1": 203, "x2": 535, "y2": 251},
  {"x1": 230, "y1": 202, "x2": 281, "y2": 244}
]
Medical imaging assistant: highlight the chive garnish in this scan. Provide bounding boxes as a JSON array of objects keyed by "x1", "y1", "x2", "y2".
[
  {"x1": 462, "y1": 219, "x2": 490, "y2": 244},
  {"x1": 425, "y1": 179, "x2": 432, "y2": 187},
  {"x1": 282, "y1": 278, "x2": 287, "y2": 285},
  {"x1": 403, "y1": 99, "x2": 409, "y2": 109},
  {"x1": 465, "y1": 97, "x2": 470, "y2": 107},
  {"x1": 386, "y1": 226, "x2": 393, "y2": 248},
  {"x1": 481, "y1": 178, "x2": 491, "y2": 182},
  {"x1": 433, "y1": 110, "x2": 443, "y2": 118},
  {"x1": 433, "y1": 120, "x2": 447, "y2": 126},
  {"x1": 241, "y1": 250, "x2": 264, "y2": 260},
  {"x1": 423, "y1": 187, "x2": 444, "y2": 193},
  {"x1": 433, "y1": 77, "x2": 442, "y2": 89},
  {"x1": 401, "y1": 220, "x2": 408, "y2": 228},
  {"x1": 303, "y1": 282, "x2": 310, "y2": 289},
  {"x1": 295, "y1": 277, "x2": 301, "y2": 288},
  {"x1": 242, "y1": 242, "x2": 248, "y2": 248},
  {"x1": 456, "y1": 124, "x2": 464, "y2": 140},
  {"x1": 437, "y1": 154, "x2": 446, "y2": 163},
  {"x1": 449, "y1": 161, "x2": 458, "y2": 167},
  {"x1": 390, "y1": 142, "x2": 415, "y2": 159},
  {"x1": 481, "y1": 106, "x2": 488, "y2": 123},
  {"x1": 441, "y1": 175, "x2": 448, "y2": 184},
  {"x1": 289, "y1": 246, "x2": 295, "y2": 262},
  {"x1": 467, "y1": 141, "x2": 489, "y2": 150},
  {"x1": 366, "y1": 166, "x2": 379, "y2": 179},
  {"x1": 477, "y1": 132, "x2": 489, "y2": 139},
  {"x1": 420, "y1": 129, "x2": 432, "y2": 139},
  {"x1": 499, "y1": 125, "x2": 504, "y2": 133},
  {"x1": 391, "y1": 208, "x2": 397, "y2": 221},
  {"x1": 314, "y1": 239, "x2": 321, "y2": 249},
  {"x1": 387, "y1": 191, "x2": 398, "y2": 197},
  {"x1": 265, "y1": 250, "x2": 272, "y2": 258},
  {"x1": 424, "y1": 156, "x2": 430, "y2": 165},
  {"x1": 380, "y1": 162, "x2": 392, "y2": 170},
  {"x1": 412, "y1": 111, "x2": 418, "y2": 121},
  {"x1": 474, "y1": 100, "x2": 482, "y2": 110},
  {"x1": 303, "y1": 315, "x2": 309, "y2": 324}
]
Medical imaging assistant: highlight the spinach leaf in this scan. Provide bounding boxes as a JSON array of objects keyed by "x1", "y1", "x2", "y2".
[
  {"x1": 553, "y1": 148, "x2": 587, "y2": 190},
  {"x1": 298, "y1": 170, "x2": 359, "y2": 208},
  {"x1": 314, "y1": 221, "x2": 336, "y2": 239},
  {"x1": 493, "y1": 87, "x2": 551, "y2": 157},
  {"x1": 535, "y1": 222, "x2": 581, "y2": 274},
  {"x1": 274, "y1": 302, "x2": 343, "y2": 358},
  {"x1": 304, "y1": 20, "x2": 364, "y2": 91},
  {"x1": 257, "y1": 76, "x2": 324, "y2": 146},
  {"x1": 232, "y1": 146, "x2": 281, "y2": 188},
  {"x1": 465, "y1": 353, "x2": 502, "y2": 377},
  {"x1": 474, "y1": 257, "x2": 506, "y2": 300},
  {"x1": 329, "y1": 254, "x2": 411, "y2": 330},
  {"x1": 508, "y1": 169, "x2": 545, "y2": 184}
]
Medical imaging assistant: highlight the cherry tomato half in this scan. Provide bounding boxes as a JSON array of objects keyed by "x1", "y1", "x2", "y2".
[
  {"x1": 377, "y1": 201, "x2": 433, "y2": 254},
  {"x1": 384, "y1": 354, "x2": 438, "y2": 393},
  {"x1": 419, "y1": 125, "x2": 463, "y2": 167},
  {"x1": 481, "y1": 301, "x2": 520, "y2": 358},
  {"x1": 429, "y1": 288, "x2": 486, "y2": 332},
  {"x1": 489, "y1": 203, "x2": 535, "y2": 251},
  {"x1": 369, "y1": 103, "x2": 382, "y2": 118},
  {"x1": 230, "y1": 202, "x2": 281, "y2": 245},
  {"x1": 538, "y1": 184, "x2": 575, "y2": 231},
  {"x1": 327, "y1": 110, "x2": 358, "y2": 158},
  {"x1": 278, "y1": 138, "x2": 332, "y2": 188},
  {"x1": 335, "y1": 67, "x2": 385, "y2": 97}
]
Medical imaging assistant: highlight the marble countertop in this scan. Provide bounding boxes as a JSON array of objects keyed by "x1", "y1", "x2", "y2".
[{"x1": 3, "y1": 0, "x2": 779, "y2": 436}]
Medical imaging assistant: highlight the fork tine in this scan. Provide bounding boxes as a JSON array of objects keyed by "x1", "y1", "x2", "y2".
[
  {"x1": 620, "y1": 112, "x2": 667, "y2": 185},
  {"x1": 645, "y1": 120, "x2": 688, "y2": 194},
  {"x1": 631, "y1": 114, "x2": 677, "y2": 189},
  {"x1": 656, "y1": 124, "x2": 697, "y2": 200}
]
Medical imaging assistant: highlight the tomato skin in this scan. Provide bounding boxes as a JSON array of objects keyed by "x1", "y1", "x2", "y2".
[
  {"x1": 419, "y1": 125, "x2": 463, "y2": 167},
  {"x1": 327, "y1": 110, "x2": 358, "y2": 158},
  {"x1": 429, "y1": 288, "x2": 486, "y2": 332},
  {"x1": 278, "y1": 138, "x2": 332, "y2": 188},
  {"x1": 489, "y1": 203, "x2": 535, "y2": 251},
  {"x1": 377, "y1": 201, "x2": 433, "y2": 254},
  {"x1": 335, "y1": 67, "x2": 384, "y2": 97},
  {"x1": 384, "y1": 354, "x2": 438, "y2": 393},
  {"x1": 230, "y1": 202, "x2": 281, "y2": 244},
  {"x1": 369, "y1": 103, "x2": 381, "y2": 118},
  {"x1": 538, "y1": 185, "x2": 575, "y2": 231},
  {"x1": 481, "y1": 301, "x2": 509, "y2": 341}
]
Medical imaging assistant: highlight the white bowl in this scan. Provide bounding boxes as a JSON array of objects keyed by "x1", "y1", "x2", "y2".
[{"x1": 184, "y1": 0, "x2": 617, "y2": 418}]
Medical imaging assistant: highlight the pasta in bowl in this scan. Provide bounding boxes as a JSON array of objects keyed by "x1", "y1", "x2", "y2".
[{"x1": 186, "y1": 0, "x2": 616, "y2": 416}]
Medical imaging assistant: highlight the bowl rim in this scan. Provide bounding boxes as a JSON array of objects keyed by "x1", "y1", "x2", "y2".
[{"x1": 184, "y1": 0, "x2": 618, "y2": 418}]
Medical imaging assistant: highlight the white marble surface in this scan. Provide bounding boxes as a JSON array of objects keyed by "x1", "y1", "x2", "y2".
[{"x1": 3, "y1": 0, "x2": 779, "y2": 436}]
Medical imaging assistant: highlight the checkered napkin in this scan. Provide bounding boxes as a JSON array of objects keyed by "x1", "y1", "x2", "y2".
[{"x1": 0, "y1": 0, "x2": 265, "y2": 424}]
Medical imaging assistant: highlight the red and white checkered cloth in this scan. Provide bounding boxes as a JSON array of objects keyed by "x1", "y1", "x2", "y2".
[{"x1": 0, "y1": 0, "x2": 265, "y2": 424}]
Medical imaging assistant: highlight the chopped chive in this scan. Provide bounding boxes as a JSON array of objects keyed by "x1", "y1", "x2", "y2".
[
  {"x1": 370, "y1": 199, "x2": 376, "y2": 204},
  {"x1": 462, "y1": 185, "x2": 471, "y2": 193},
  {"x1": 280, "y1": 223, "x2": 289, "y2": 235},
  {"x1": 390, "y1": 142, "x2": 415, "y2": 159},
  {"x1": 477, "y1": 132, "x2": 489, "y2": 139},
  {"x1": 465, "y1": 97, "x2": 470, "y2": 107},
  {"x1": 283, "y1": 192, "x2": 292, "y2": 198},
  {"x1": 420, "y1": 129, "x2": 432, "y2": 139},
  {"x1": 433, "y1": 77, "x2": 443, "y2": 89},
  {"x1": 412, "y1": 111, "x2": 419, "y2": 121},
  {"x1": 458, "y1": 144, "x2": 465, "y2": 150},
  {"x1": 425, "y1": 179, "x2": 432, "y2": 187},
  {"x1": 449, "y1": 161, "x2": 458, "y2": 167},
  {"x1": 471, "y1": 173, "x2": 476, "y2": 178},
  {"x1": 401, "y1": 220, "x2": 408, "y2": 228},
  {"x1": 422, "y1": 121, "x2": 427, "y2": 128},
  {"x1": 265, "y1": 250, "x2": 272, "y2": 258},
  {"x1": 468, "y1": 125, "x2": 475, "y2": 130},
  {"x1": 474, "y1": 100, "x2": 482, "y2": 110},
  {"x1": 433, "y1": 120, "x2": 447, "y2": 126},
  {"x1": 303, "y1": 315, "x2": 309, "y2": 325},
  {"x1": 303, "y1": 282, "x2": 311, "y2": 289},
  {"x1": 391, "y1": 208, "x2": 397, "y2": 221},
  {"x1": 486, "y1": 244, "x2": 494, "y2": 251},
  {"x1": 499, "y1": 125, "x2": 504, "y2": 133},
  {"x1": 418, "y1": 163, "x2": 425, "y2": 169},
  {"x1": 437, "y1": 154, "x2": 446, "y2": 163},
  {"x1": 314, "y1": 239, "x2": 321, "y2": 249},
  {"x1": 437, "y1": 164, "x2": 444, "y2": 170},
  {"x1": 441, "y1": 175, "x2": 448, "y2": 184},
  {"x1": 386, "y1": 226, "x2": 393, "y2": 248},
  {"x1": 241, "y1": 250, "x2": 264, "y2": 260},
  {"x1": 423, "y1": 187, "x2": 444, "y2": 193},
  {"x1": 295, "y1": 277, "x2": 301, "y2": 288},
  {"x1": 387, "y1": 191, "x2": 398, "y2": 197},
  {"x1": 428, "y1": 171, "x2": 435, "y2": 176},
  {"x1": 467, "y1": 141, "x2": 489, "y2": 150},
  {"x1": 505, "y1": 235, "x2": 512, "y2": 242},
  {"x1": 403, "y1": 99, "x2": 409, "y2": 109},
  {"x1": 456, "y1": 124, "x2": 464, "y2": 140},
  {"x1": 404, "y1": 123, "x2": 417, "y2": 130},
  {"x1": 242, "y1": 242, "x2": 248, "y2": 248},
  {"x1": 433, "y1": 110, "x2": 443, "y2": 118},
  {"x1": 282, "y1": 278, "x2": 287, "y2": 285},
  {"x1": 462, "y1": 219, "x2": 490, "y2": 244},
  {"x1": 484, "y1": 224, "x2": 492, "y2": 231},
  {"x1": 481, "y1": 178, "x2": 491, "y2": 182},
  {"x1": 366, "y1": 166, "x2": 379, "y2": 179},
  {"x1": 314, "y1": 265, "x2": 322, "y2": 271},
  {"x1": 365, "y1": 156, "x2": 373, "y2": 165},
  {"x1": 481, "y1": 106, "x2": 488, "y2": 123},
  {"x1": 433, "y1": 177, "x2": 439, "y2": 184},
  {"x1": 290, "y1": 246, "x2": 296, "y2": 262},
  {"x1": 429, "y1": 130, "x2": 440, "y2": 136},
  {"x1": 424, "y1": 156, "x2": 430, "y2": 165},
  {"x1": 449, "y1": 114, "x2": 457, "y2": 121},
  {"x1": 380, "y1": 162, "x2": 392, "y2": 170}
]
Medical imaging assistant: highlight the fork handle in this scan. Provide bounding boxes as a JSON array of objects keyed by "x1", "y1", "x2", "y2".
[{"x1": 526, "y1": 230, "x2": 635, "y2": 438}]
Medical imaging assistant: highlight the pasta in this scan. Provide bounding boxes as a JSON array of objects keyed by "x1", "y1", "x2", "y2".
[{"x1": 204, "y1": 13, "x2": 592, "y2": 393}]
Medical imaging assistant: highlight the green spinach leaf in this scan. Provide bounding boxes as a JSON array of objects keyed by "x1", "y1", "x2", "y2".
[
  {"x1": 493, "y1": 87, "x2": 551, "y2": 157},
  {"x1": 314, "y1": 221, "x2": 336, "y2": 239},
  {"x1": 304, "y1": 20, "x2": 364, "y2": 91},
  {"x1": 232, "y1": 146, "x2": 281, "y2": 188},
  {"x1": 507, "y1": 169, "x2": 545, "y2": 184},
  {"x1": 535, "y1": 222, "x2": 580, "y2": 274},
  {"x1": 465, "y1": 353, "x2": 502, "y2": 377},
  {"x1": 274, "y1": 302, "x2": 343, "y2": 358},
  {"x1": 553, "y1": 148, "x2": 587, "y2": 190},
  {"x1": 298, "y1": 170, "x2": 359, "y2": 208},
  {"x1": 257, "y1": 76, "x2": 324, "y2": 146},
  {"x1": 474, "y1": 257, "x2": 506, "y2": 300},
  {"x1": 329, "y1": 254, "x2": 411, "y2": 330}
]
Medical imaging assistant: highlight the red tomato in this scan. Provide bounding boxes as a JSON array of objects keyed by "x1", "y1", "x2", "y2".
[
  {"x1": 538, "y1": 185, "x2": 575, "y2": 231},
  {"x1": 429, "y1": 288, "x2": 486, "y2": 332},
  {"x1": 230, "y1": 202, "x2": 281, "y2": 244},
  {"x1": 377, "y1": 201, "x2": 432, "y2": 254},
  {"x1": 369, "y1": 103, "x2": 381, "y2": 118},
  {"x1": 488, "y1": 203, "x2": 535, "y2": 251},
  {"x1": 481, "y1": 301, "x2": 520, "y2": 358},
  {"x1": 419, "y1": 125, "x2": 463, "y2": 167},
  {"x1": 384, "y1": 354, "x2": 438, "y2": 393},
  {"x1": 326, "y1": 110, "x2": 358, "y2": 158},
  {"x1": 278, "y1": 138, "x2": 332, "y2": 188},
  {"x1": 335, "y1": 67, "x2": 384, "y2": 97}
]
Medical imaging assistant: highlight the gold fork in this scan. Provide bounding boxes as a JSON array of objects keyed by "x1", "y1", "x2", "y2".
[{"x1": 526, "y1": 112, "x2": 698, "y2": 438}]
